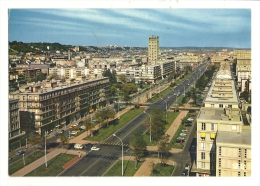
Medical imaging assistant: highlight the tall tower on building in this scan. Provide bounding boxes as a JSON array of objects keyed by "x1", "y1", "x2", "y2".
[{"x1": 148, "y1": 35, "x2": 159, "y2": 65}]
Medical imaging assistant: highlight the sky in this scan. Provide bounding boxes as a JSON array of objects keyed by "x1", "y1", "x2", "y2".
[{"x1": 8, "y1": 8, "x2": 251, "y2": 48}]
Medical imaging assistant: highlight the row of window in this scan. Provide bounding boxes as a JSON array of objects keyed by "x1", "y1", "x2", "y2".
[
  {"x1": 219, "y1": 147, "x2": 247, "y2": 158},
  {"x1": 201, "y1": 123, "x2": 238, "y2": 131}
]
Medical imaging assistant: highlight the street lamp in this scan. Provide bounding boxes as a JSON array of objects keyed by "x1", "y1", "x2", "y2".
[
  {"x1": 44, "y1": 131, "x2": 48, "y2": 168},
  {"x1": 112, "y1": 134, "x2": 123, "y2": 176},
  {"x1": 143, "y1": 111, "x2": 152, "y2": 142},
  {"x1": 23, "y1": 154, "x2": 25, "y2": 166},
  {"x1": 26, "y1": 138, "x2": 27, "y2": 149},
  {"x1": 161, "y1": 98, "x2": 168, "y2": 122}
]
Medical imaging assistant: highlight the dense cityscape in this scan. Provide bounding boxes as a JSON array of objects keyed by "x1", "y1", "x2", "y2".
[{"x1": 8, "y1": 35, "x2": 252, "y2": 178}]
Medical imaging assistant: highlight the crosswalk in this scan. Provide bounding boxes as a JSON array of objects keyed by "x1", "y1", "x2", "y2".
[{"x1": 99, "y1": 141, "x2": 130, "y2": 147}]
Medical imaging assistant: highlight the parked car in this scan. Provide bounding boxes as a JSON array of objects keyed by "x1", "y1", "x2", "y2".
[
  {"x1": 91, "y1": 147, "x2": 100, "y2": 151},
  {"x1": 74, "y1": 143, "x2": 83, "y2": 150},
  {"x1": 185, "y1": 123, "x2": 192, "y2": 127},
  {"x1": 181, "y1": 129, "x2": 188, "y2": 133},
  {"x1": 187, "y1": 118, "x2": 194, "y2": 122},
  {"x1": 179, "y1": 133, "x2": 187, "y2": 137},
  {"x1": 60, "y1": 130, "x2": 65, "y2": 134},
  {"x1": 69, "y1": 125, "x2": 74, "y2": 129},
  {"x1": 53, "y1": 132, "x2": 59, "y2": 137},
  {"x1": 185, "y1": 164, "x2": 190, "y2": 170},
  {"x1": 73, "y1": 123, "x2": 79, "y2": 127},
  {"x1": 176, "y1": 137, "x2": 185, "y2": 143},
  {"x1": 85, "y1": 143, "x2": 93, "y2": 148},
  {"x1": 80, "y1": 126, "x2": 86, "y2": 130},
  {"x1": 182, "y1": 170, "x2": 187, "y2": 176},
  {"x1": 16, "y1": 150, "x2": 25, "y2": 156}
]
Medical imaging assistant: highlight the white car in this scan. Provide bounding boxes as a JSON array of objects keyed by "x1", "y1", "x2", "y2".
[
  {"x1": 73, "y1": 123, "x2": 79, "y2": 127},
  {"x1": 80, "y1": 126, "x2": 86, "y2": 130},
  {"x1": 179, "y1": 133, "x2": 187, "y2": 137},
  {"x1": 91, "y1": 147, "x2": 100, "y2": 151},
  {"x1": 187, "y1": 118, "x2": 194, "y2": 122},
  {"x1": 181, "y1": 129, "x2": 188, "y2": 133}
]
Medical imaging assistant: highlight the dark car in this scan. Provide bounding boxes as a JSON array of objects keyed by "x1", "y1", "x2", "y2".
[
  {"x1": 176, "y1": 137, "x2": 185, "y2": 143},
  {"x1": 85, "y1": 143, "x2": 93, "y2": 148},
  {"x1": 16, "y1": 150, "x2": 25, "y2": 156},
  {"x1": 60, "y1": 130, "x2": 65, "y2": 134},
  {"x1": 182, "y1": 170, "x2": 187, "y2": 176},
  {"x1": 185, "y1": 123, "x2": 192, "y2": 127}
]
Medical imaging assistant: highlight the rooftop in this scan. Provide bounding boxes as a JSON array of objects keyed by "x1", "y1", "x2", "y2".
[{"x1": 216, "y1": 131, "x2": 251, "y2": 145}]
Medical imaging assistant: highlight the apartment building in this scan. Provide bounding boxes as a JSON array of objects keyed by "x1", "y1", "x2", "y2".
[
  {"x1": 9, "y1": 99, "x2": 25, "y2": 150},
  {"x1": 193, "y1": 61, "x2": 251, "y2": 177},
  {"x1": 148, "y1": 35, "x2": 159, "y2": 65},
  {"x1": 9, "y1": 77, "x2": 110, "y2": 135},
  {"x1": 233, "y1": 50, "x2": 251, "y2": 91},
  {"x1": 116, "y1": 64, "x2": 161, "y2": 84}
]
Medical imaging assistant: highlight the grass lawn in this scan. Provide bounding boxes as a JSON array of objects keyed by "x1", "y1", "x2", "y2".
[
  {"x1": 25, "y1": 154, "x2": 75, "y2": 176},
  {"x1": 9, "y1": 151, "x2": 46, "y2": 175},
  {"x1": 84, "y1": 107, "x2": 145, "y2": 141},
  {"x1": 150, "y1": 163, "x2": 175, "y2": 176},
  {"x1": 104, "y1": 160, "x2": 143, "y2": 176},
  {"x1": 143, "y1": 111, "x2": 180, "y2": 146},
  {"x1": 147, "y1": 86, "x2": 173, "y2": 103}
]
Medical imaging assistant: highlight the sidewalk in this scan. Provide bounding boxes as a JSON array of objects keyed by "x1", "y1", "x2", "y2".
[{"x1": 11, "y1": 149, "x2": 87, "y2": 176}]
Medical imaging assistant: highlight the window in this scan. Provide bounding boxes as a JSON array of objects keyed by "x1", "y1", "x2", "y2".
[
  {"x1": 201, "y1": 142, "x2": 205, "y2": 150},
  {"x1": 244, "y1": 172, "x2": 246, "y2": 177},
  {"x1": 219, "y1": 158, "x2": 221, "y2": 167},
  {"x1": 238, "y1": 148, "x2": 241, "y2": 157},
  {"x1": 219, "y1": 147, "x2": 222, "y2": 156},
  {"x1": 201, "y1": 162, "x2": 205, "y2": 169},
  {"x1": 244, "y1": 161, "x2": 247, "y2": 170},
  {"x1": 23, "y1": 96, "x2": 26, "y2": 100},
  {"x1": 202, "y1": 123, "x2": 206, "y2": 130},
  {"x1": 211, "y1": 123, "x2": 214, "y2": 131},
  {"x1": 219, "y1": 104, "x2": 223, "y2": 108},
  {"x1": 211, "y1": 104, "x2": 214, "y2": 108},
  {"x1": 219, "y1": 169, "x2": 221, "y2": 176},
  {"x1": 201, "y1": 152, "x2": 205, "y2": 159},
  {"x1": 244, "y1": 149, "x2": 247, "y2": 158},
  {"x1": 238, "y1": 171, "x2": 240, "y2": 177},
  {"x1": 238, "y1": 160, "x2": 241, "y2": 169},
  {"x1": 232, "y1": 125, "x2": 237, "y2": 131}
]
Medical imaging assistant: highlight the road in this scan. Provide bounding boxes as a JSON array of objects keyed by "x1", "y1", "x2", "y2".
[{"x1": 61, "y1": 63, "x2": 209, "y2": 176}]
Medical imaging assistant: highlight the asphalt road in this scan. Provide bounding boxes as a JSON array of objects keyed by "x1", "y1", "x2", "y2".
[{"x1": 60, "y1": 62, "x2": 209, "y2": 176}]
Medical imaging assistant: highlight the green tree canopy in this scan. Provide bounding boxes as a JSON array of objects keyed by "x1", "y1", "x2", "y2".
[
  {"x1": 150, "y1": 108, "x2": 166, "y2": 141},
  {"x1": 157, "y1": 134, "x2": 171, "y2": 163},
  {"x1": 94, "y1": 106, "x2": 116, "y2": 128}
]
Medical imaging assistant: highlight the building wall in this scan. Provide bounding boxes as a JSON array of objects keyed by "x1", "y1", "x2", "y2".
[
  {"x1": 148, "y1": 35, "x2": 159, "y2": 64},
  {"x1": 9, "y1": 78, "x2": 110, "y2": 135},
  {"x1": 216, "y1": 143, "x2": 251, "y2": 177}
]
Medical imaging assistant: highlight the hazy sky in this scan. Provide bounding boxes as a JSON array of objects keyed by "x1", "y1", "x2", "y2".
[{"x1": 8, "y1": 9, "x2": 251, "y2": 48}]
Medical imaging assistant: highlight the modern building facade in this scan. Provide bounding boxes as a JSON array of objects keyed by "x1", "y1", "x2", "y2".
[
  {"x1": 148, "y1": 35, "x2": 159, "y2": 65},
  {"x1": 9, "y1": 99, "x2": 25, "y2": 150},
  {"x1": 193, "y1": 61, "x2": 251, "y2": 177},
  {"x1": 9, "y1": 77, "x2": 110, "y2": 135}
]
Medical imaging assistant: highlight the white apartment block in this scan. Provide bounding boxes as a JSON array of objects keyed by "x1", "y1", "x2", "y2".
[{"x1": 193, "y1": 61, "x2": 251, "y2": 177}]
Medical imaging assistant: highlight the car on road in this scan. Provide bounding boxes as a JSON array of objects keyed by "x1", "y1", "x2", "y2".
[
  {"x1": 74, "y1": 143, "x2": 84, "y2": 149},
  {"x1": 91, "y1": 147, "x2": 100, "y2": 151},
  {"x1": 85, "y1": 143, "x2": 93, "y2": 148},
  {"x1": 60, "y1": 130, "x2": 65, "y2": 134},
  {"x1": 182, "y1": 170, "x2": 187, "y2": 176},
  {"x1": 191, "y1": 145, "x2": 196, "y2": 151},
  {"x1": 16, "y1": 150, "x2": 25, "y2": 156}
]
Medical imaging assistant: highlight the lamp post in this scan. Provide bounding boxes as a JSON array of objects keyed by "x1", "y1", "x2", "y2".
[
  {"x1": 161, "y1": 98, "x2": 167, "y2": 122},
  {"x1": 143, "y1": 111, "x2": 152, "y2": 142},
  {"x1": 44, "y1": 131, "x2": 48, "y2": 168},
  {"x1": 26, "y1": 138, "x2": 27, "y2": 149},
  {"x1": 112, "y1": 134, "x2": 123, "y2": 176},
  {"x1": 23, "y1": 154, "x2": 25, "y2": 166}
]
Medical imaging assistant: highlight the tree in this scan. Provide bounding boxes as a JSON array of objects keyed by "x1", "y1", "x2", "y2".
[
  {"x1": 129, "y1": 130, "x2": 147, "y2": 169},
  {"x1": 94, "y1": 107, "x2": 116, "y2": 128},
  {"x1": 29, "y1": 132, "x2": 42, "y2": 155},
  {"x1": 35, "y1": 72, "x2": 46, "y2": 82},
  {"x1": 150, "y1": 108, "x2": 166, "y2": 141},
  {"x1": 121, "y1": 83, "x2": 138, "y2": 102},
  {"x1": 190, "y1": 87, "x2": 198, "y2": 104},
  {"x1": 59, "y1": 133, "x2": 69, "y2": 148},
  {"x1": 118, "y1": 74, "x2": 126, "y2": 83},
  {"x1": 84, "y1": 116, "x2": 92, "y2": 136},
  {"x1": 157, "y1": 134, "x2": 171, "y2": 164},
  {"x1": 110, "y1": 84, "x2": 118, "y2": 97}
]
